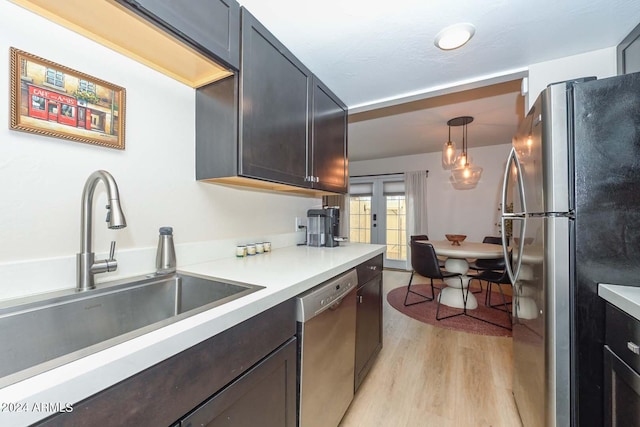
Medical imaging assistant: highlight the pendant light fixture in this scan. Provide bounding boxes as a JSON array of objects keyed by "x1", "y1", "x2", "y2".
[
  {"x1": 447, "y1": 116, "x2": 483, "y2": 188},
  {"x1": 442, "y1": 124, "x2": 457, "y2": 168}
]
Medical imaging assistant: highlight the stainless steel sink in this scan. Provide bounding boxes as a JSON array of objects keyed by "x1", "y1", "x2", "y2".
[{"x1": 0, "y1": 272, "x2": 263, "y2": 388}]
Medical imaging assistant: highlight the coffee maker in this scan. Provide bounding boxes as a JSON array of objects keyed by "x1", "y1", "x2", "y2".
[{"x1": 306, "y1": 207, "x2": 340, "y2": 247}]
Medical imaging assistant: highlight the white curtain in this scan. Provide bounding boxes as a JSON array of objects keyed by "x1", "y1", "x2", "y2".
[{"x1": 404, "y1": 170, "x2": 429, "y2": 241}]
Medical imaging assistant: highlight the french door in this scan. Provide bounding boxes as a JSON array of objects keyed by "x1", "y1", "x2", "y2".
[{"x1": 349, "y1": 175, "x2": 407, "y2": 269}]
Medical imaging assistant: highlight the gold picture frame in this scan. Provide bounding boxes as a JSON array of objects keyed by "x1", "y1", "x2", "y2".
[{"x1": 9, "y1": 47, "x2": 126, "y2": 150}]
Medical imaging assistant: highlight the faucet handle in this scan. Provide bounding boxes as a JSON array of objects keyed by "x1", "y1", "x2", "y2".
[{"x1": 109, "y1": 241, "x2": 116, "y2": 261}]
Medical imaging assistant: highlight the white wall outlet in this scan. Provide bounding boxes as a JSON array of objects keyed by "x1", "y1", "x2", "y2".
[{"x1": 295, "y1": 217, "x2": 306, "y2": 231}]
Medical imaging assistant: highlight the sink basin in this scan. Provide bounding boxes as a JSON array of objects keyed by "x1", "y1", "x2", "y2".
[{"x1": 0, "y1": 272, "x2": 263, "y2": 388}]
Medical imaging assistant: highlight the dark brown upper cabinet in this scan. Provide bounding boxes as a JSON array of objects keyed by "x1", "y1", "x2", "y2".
[
  {"x1": 311, "y1": 77, "x2": 348, "y2": 193},
  {"x1": 195, "y1": 7, "x2": 348, "y2": 196},
  {"x1": 238, "y1": 8, "x2": 312, "y2": 188},
  {"x1": 116, "y1": 0, "x2": 240, "y2": 70}
]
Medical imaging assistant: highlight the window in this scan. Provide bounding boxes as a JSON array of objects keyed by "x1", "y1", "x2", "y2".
[
  {"x1": 349, "y1": 196, "x2": 371, "y2": 243},
  {"x1": 78, "y1": 79, "x2": 96, "y2": 94},
  {"x1": 45, "y1": 68, "x2": 64, "y2": 88},
  {"x1": 349, "y1": 175, "x2": 407, "y2": 269},
  {"x1": 385, "y1": 195, "x2": 406, "y2": 260}
]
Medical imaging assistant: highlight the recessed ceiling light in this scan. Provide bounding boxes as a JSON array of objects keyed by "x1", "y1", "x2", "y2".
[{"x1": 434, "y1": 23, "x2": 476, "y2": 50}]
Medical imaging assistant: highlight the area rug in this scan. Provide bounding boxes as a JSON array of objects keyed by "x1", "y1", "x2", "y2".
[{"x1": 387, "y1": 283, "x2": 513, "y2": 337}]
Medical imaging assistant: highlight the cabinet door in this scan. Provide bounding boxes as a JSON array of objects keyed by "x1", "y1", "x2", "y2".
[
  {"x1": 239, "y1": 8, "x2": 311, "y2": 188},
  {"x1": 311, "y1": 77, "x2": 348, "y2": 193},
  {"x1": 181, "y1": 338, "x2": 297, "y2": 427},
  {"x1": 355, "y1": 274, "x2": 383, "y2": 391},
  {"x1": 118, "y1": 0, "x2": 240, "y2": 69}
]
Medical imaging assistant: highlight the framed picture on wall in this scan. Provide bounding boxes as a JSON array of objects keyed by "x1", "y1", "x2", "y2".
[{"x1": 9, "y1": 47, "x2": 126, "y2": 150}]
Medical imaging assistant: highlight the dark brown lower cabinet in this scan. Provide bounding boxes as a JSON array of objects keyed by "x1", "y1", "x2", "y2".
[
  {"x1": 178, "y1": 338, "x2": 297, "y2": 427},
  {"x1": 354, "y1": 256, "x2": 383, "y2": 392},
  {"x1": 35, "y1": 300, "x2": 296, "y2": 427}
]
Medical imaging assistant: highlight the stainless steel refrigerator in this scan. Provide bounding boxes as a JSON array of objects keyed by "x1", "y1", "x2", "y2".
[{"x1": 500, "y1": 72, "x2": 640, "y2": 427}]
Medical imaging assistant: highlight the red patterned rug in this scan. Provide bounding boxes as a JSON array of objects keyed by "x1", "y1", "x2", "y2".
[{"x1": 387, "y1": 283, "x2": 513, "y2": 337}]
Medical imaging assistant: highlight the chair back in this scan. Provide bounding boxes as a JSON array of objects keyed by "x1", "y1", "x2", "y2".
[
  {"x1": 482, "y1": 236, "x2": 502, "y2": 245},
  {"x1": 478, "y1": 250, "x2": 512, "y2": 284},
  {"x1": 475, "y1": 236, "x2": 505, "y2": 270},
  {"x1": 474, "y1": 256, "x2": 505, "y2": 270},
  {"x1": 410, "y1": 234, "x2": 429, "y2": 243},
  {"x1": 410, "y1": 241, "x2": 443, "y2": 280}
]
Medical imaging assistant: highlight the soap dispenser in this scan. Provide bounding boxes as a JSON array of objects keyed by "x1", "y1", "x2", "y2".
[{"x1": 156, "y1": 226, "x2": 176, "y2": 274}]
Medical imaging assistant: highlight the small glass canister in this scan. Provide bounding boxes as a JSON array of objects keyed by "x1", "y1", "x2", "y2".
[
  {"x1": 263, "y1": 242, "x2": 271, "y2": 252},
  {"x1": 246, "y1": 244, "x2": 256, "y2": 256},
  {"x1": 236, "y1": 245, "x2": 247, "y2": 258},
  {"x1": 256, "y1": 242, "x2": 264, "y2": 254}
]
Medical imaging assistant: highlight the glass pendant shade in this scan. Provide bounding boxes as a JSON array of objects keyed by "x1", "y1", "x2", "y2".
[
  {"x1": 445, "y1": 116, "x2": 482, "y2": 189},
  {"x1": 442, "y1": 140, "x2": 457, "y2": 168},
  {"x1": 451, "y1": 162, "x2": 483, "y2": 186}
]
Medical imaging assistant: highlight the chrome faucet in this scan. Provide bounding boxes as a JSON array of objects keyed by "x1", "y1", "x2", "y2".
[{"x1": 76, "y1": 170, "x2": 127, "y2": 292}]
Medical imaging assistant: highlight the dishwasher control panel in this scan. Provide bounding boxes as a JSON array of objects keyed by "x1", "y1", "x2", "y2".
[{"x1": 295, "y1": 269, "x2": 358, "y2": 322}]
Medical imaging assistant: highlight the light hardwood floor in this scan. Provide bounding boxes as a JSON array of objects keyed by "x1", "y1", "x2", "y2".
[{"x1": 340, "y1": 270, "x2": 523, "y2": 427}]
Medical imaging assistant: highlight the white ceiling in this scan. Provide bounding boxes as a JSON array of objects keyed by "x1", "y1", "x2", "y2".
[{"x1": 238, "y1": 0, "x2": 640, "y2": 161}]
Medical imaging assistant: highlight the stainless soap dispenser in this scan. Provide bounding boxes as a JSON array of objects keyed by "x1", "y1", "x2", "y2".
[{"x1": 156, "y1": 226, "x2": 176, "y2": 274}]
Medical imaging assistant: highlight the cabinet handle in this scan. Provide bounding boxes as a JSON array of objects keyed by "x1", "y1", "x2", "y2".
[
  {"x1": 367, "y1": 266, "x2": 377, "y2": 271},
  {"x1": 358, "y1": 295, "x2": 363, "y2": 304},
  {"x1": 628, "y1": 341, "x2": 640, "y2": 355}
]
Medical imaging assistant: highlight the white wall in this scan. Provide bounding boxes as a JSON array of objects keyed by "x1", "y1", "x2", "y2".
[
  {"x1": 350, "y1": 144, "x2": 512, "y2": 243},
  {"x1": 0, "y1": 2, "x2": 318, "y2": 298},
  {"x1": 526, "y1": 47, "x2": 617, "y2": 111}
]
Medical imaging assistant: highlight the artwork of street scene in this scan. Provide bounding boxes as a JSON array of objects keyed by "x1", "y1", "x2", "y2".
[{"x1": 10, "y1": 48, "x2": 125, "y2": 149}]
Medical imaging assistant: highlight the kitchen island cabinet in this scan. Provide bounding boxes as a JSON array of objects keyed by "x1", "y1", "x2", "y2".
[
  {"x1": 195, "y1": 7, "x2": 348, "y2": 196},
  {"x1": 35, "y1": 300, "x2": 297, "y2": 427},
  {"x1": 354, "y1": 254, "x2": 383, "y2": 391}
]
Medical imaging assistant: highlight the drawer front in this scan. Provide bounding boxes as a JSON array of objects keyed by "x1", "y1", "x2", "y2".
[
  {"x1": 606, "y1": 303, "x2": 640, "y2": 372},
  {"x1": 356, "y1": 254, "x2": 383, "y2": 286}
]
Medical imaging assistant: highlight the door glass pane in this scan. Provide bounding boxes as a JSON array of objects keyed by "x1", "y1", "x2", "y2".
[
  {"x1": 385, "y1": 195, "x2": 406, "y2": 260},
  {"x1": 349, "y1": 196, "x2": 371, "y2": 243}
]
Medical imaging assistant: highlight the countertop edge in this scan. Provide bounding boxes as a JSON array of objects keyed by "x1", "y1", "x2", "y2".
[{"x1": 599, "y1": 283, "x2": 640, "y2": 321}]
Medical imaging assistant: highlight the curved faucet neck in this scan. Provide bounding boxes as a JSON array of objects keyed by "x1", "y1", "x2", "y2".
[
  {"x1": 77, "y1": 170, "x2": 126, "y2": 292},
  {"x1": 80, "y1": 170, "x2": 122, "y2": 254}
]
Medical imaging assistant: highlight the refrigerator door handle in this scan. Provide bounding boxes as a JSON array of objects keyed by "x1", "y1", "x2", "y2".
[
  {"x1": 501, "y1": 147, "x2": 527, "y2": 214},
  {"x1": 501, "y1": 147, "x2": 527, "y2": 284},
  {"x1": 502, "y1": 216, "x2": 525, "y2": 284}
]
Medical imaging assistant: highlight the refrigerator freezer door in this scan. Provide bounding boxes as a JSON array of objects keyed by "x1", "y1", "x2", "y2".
[
  {"x1": 512, "y1": 84, "x2": 571, "y2": 215},
  {"x1": 512, "y1": 99, "x2": 543, "y2": 214},
  {"x1": 512, "y1": 215, "x2": 570, "y2": 427},
  {"x1": 541, "y1": 83, "x2": 571, "y2": 214}
]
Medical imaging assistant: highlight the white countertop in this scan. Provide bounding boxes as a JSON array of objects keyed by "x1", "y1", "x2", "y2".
[
  {"x1": 0, "y1": 243, "x2": 385, "y2": 426},
  {"x1": 599, "y1": 283, "x2": 640, "y2": 321}
]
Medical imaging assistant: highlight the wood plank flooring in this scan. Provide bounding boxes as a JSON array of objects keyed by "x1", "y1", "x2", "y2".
[{"x1": 340, "y1": 270, "x2": 523, "y2": 427}]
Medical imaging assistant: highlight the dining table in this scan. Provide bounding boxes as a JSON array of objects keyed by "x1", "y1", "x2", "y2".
[{"x1": 417, "y1": 239, "x2": 505, "y2": 310}]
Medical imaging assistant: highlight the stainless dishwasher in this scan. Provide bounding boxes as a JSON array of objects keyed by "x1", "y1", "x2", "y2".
[{"x1": 296, "y1": 269, "x2": 358, "y2": 427}]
